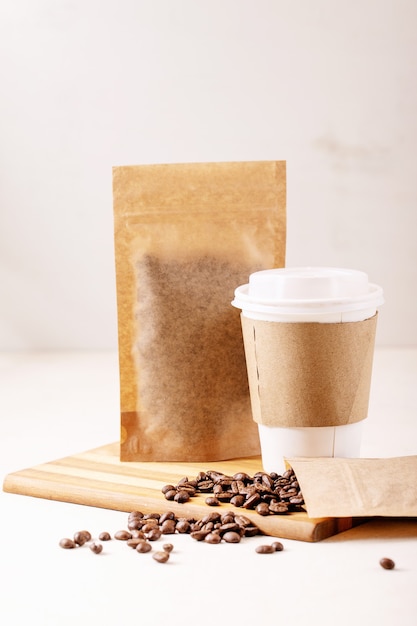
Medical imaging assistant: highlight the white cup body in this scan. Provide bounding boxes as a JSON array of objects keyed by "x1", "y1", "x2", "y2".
[{"x1": 232, "y1": 267, "x2": 384, "y2": 473}]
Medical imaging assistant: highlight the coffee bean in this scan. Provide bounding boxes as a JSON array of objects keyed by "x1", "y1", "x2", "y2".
[
  {"x1": 147, "y1": 528, "x2": 162, "y2": 541},
  {"x1": 74, "y1": 530, "x2": 92, "y2": 545},
  {"x1": 242, "y1": 493, "x2": 261, "y2": 509},
  {"x1": 114, "y1": 530, "x2": 132, "y2": 541},
  {"x1": 271, "y1": 541, "x2": 284, "y2": 551},
  {"x1": 255, "y1": 544, "x2": 275, "y2": 554},
  {"x1": 380, "y1": 557, "x2": 395, "y2": 570},
  {"x1": 59, "y1": 538, "x2": 76, "y2": 549},
  {"x1": 269, "y1": 502, "x2": 289, "y2": 514},
  {"x1": 205, "y1": 532, "x2": 222, "y2": 544},
  {"x1": 222, "y1": 531, "x2": 241, "y2": 543},
  {"x1": 230, "y1": 495, "x2": 245, "y2": 507},
  {"x1": 176, "y1": 519, "x2": 191, "y2": 533},
  {"x1": 130, "y1": 530, "x2": 146, "y2": 539},
  {"x1": 98, "y1": 532, "x2": 111, "y2": 541},
  {"x1": 256, "y1": 502, "x2": 270, "y2": 516},
  {"x1": 161, "y1": 519, "x2": 176, "y2": 534},
  {"x1": 163, "y1": 543, "x2": 174, "y2": 553},
  {"x1": 89, "y1": 542, "x2": 103, "y2": 554},
  {"x1": 153, "y1": 551, "x2": 170, "y2": 563},
  {"x1": 159, "y1": 511, "x2": 176, "y2": 524},
  {"x1": 136, "y1": 541, "x2": 152, "y2": 553},
  {"x1": 128, "y1": 510, "x2": 144, "y2": 519},
  {"x1": 191, "y1": 530, "x2": 209, "y2": 541},
  {"x1": 205, "y1": 496, "x2": 220, "y2": 506},
  {"x1": 174, "y1": 490, "x2": 190, "y2": 504},
  {"x1": 73, "y1": 531, "x2": 89, "y2": 546},
  {"x1": 127, "y1": 538, "x2": 145, "y2": 548},
  {"x1": 164, "y1": 489, "x2": 178, "y2": 501},
  {"x1": 128, "y1": 519, "x2": 143, "y2": 530}
]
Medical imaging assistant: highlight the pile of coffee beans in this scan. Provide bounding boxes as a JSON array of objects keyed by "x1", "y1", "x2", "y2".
[
  {"x1": 162, "y1": 467, "x2": 305, "y2": 515},
  {"x1": 127, "y1": 509, "x2": 262, "y2": 544},
  {"x1": 59, "y1": 509, "x2": 271, "y2": 561}
]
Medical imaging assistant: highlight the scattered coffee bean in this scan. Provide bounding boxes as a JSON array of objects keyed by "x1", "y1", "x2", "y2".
[
  {"x1": 153, "y1": 551, "x2": 170, "y2": 563},
  {"x1": 176, "y1": 519, "x2": 191, "y2": 533},
  {"x1": 59, "y1": 538, "x2": 76, "y2": 549},
  {"x1": 205, "y1": 496, "x2": 220, "y2": 506},
  {"x1": 73, "y1": 531, "x2": 89, "y2": 546},
  {"x1": 98, "y1": 531, "x2": 111, "y2": 541},
  {"x1": 174, "y1": 490, "x2": 190, "y2": 504},
  {"x1": 271, "y1": 541, "x2": 284, "y2": 552},
  {"x1": 380, "y1": 557, "x2": 395, "y2": 570},
  {"x1": 256, "y1": 502, "x2": 270, "y2": 516},
  {"x1": 161, "y1": 519, "x2": 176, "y2": 534},
  {"x1": 127, "y1": 537, "x2": 145, "y2": 548},
  {"x1": 147, "y1": 528, "x2": 162, "y2": 541},
  {"x1": 74, "y1": 530, "x2": 92, "y2": 545},
  {"x1": 163, "y1": 543, "x2": 174, "y2": 553},
  {"x1": 255, "y1": 544, "x2": 275, "y2": 554},
  {"x1": 114, "y1": 530, "x2": 132, "y2": 541},
  {"x1": 136, "y1": 541, "x2": 152, "y2": 553},
  {"x1": 205, "y1": 532, "x2": 222, "y2": 544},
  {"x1": 89, "y1": 542, "x2": 103, "y2": 554}
]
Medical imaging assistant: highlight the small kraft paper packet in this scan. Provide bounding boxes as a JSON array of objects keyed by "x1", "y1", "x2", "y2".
[
  {"x1": 287, "y1": 456, "x2": 417, "y2": 518},
  {"x1": 113, "y1": 161, "x2": 286, "y2": 462}
]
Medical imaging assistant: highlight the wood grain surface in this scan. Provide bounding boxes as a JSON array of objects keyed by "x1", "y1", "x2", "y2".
[{"x1": 3, "y1": 442, "x2": 353, "y2": 542}]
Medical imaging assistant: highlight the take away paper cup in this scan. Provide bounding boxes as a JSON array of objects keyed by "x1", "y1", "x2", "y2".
[{"x1": 232, "y1": 267, "x2": 384, "y2": 473}]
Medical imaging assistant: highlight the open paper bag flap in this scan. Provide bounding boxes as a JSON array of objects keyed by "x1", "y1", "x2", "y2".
[{"x1": 287, "y1": 456, "x2": 417, "y2": 519}]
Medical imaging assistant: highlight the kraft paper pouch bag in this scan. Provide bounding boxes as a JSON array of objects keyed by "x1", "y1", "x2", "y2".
[
  {"x1": 287, "y1": 456, "x2": 417, "y2": 518},
  {"x1": 113, "y1": 161, "x2": 286, "y2": 462}
]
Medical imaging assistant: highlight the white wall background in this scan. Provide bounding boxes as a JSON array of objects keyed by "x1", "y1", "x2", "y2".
[{"x1": 1, "y1": 0, "x2": 416, "y2": 349}]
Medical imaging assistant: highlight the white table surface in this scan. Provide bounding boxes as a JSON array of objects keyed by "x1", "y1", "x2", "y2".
[{"x1": 1, "y1": 348, "x2": 416, "y2": 626}]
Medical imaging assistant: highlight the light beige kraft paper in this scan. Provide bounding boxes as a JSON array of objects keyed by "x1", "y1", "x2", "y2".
[
  {"x1": 241, "y1": 314, "x2": 377, "y2": 428},
  {"x1": 113, "y1": 161, "x2": 286, "y2": 462},
  {"x1": 287, "y1": 456, "x2": 417, "y2": 518}
]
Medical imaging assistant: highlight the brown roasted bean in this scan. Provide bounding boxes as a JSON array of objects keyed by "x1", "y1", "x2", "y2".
[
  {"x1": 174, "y1": 490, "x2": 190, "y2": 504},
  {"x1": 153, "y1": 551, "x2": 170, "y2": 563},
  {"x1": 256, "y1": 502, "x2": 270, "y2": 516},
  {"x1": 136, "y1": 541, "x2": 152, "y2": 553},
  {"x1": 89, "y1": 542, "x2": 103, "y2": 554},
  {"x1": 147, "y1": 528, "x2": 162, "y2": 541},
  {"x1": 161, "y1": 519, "x2": 176, "y2": 534},
  {"x1": 114, "y1": 530, "x2": 132, "y2": 541},
  {"x1": 230, "y1": 495, "x2": 245, "y2": 507},
  {"x1": 269, "y1": 502, "x2": 289, "y2": 514},
  {"x1": 59, "y1": 538, "x2": 76, "y2": 549},
  {"x1": 205, "y1": 532, "x2": 222, "y2": 544},
  {"x1": 98, "y1": 532, "x2": 111, "y2": 541},
  {"x1": 73, "y1": 531, "x2": 90, "y2": 546},
  {"x1": 163, "y1": 543, "x2": 174, "y2": 553},
  {"x1": 242, "y1": 493, "x2": 262, "y2": 509},
  {"x1": 205, "y1": 496, "x2": 220, "y2": 506},
  {"x1": 222, "y1": 531, "x2": 241, "y2": 543},
  {"x1": 159, "y1": 511, "x2": 176, "y2": 524},
  {"x1": 176, "y1": 519, "x2": 191, "y2": 533},
  {"x1": 256, "y1": 544, "x2": 275, "y2": 554}
]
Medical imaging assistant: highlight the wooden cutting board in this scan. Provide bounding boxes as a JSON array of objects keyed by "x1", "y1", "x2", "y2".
[{"x1": 3, "y1": 442, "x2": 353, "y2": 542}]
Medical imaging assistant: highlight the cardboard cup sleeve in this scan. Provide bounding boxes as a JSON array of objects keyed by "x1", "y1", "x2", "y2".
[{"x1": 241, "y1": 313, "x2": 378, "y2": 428}]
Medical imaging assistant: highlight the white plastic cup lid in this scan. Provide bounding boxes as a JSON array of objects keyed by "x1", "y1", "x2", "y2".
[{"x1": 232, "y1": 267, "x2": 384, "y2": 316}]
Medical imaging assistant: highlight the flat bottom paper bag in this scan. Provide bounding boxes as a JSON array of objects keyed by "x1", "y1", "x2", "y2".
[{"x1": 113, "y1": 161, "x2": 286, "y2": 462}]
